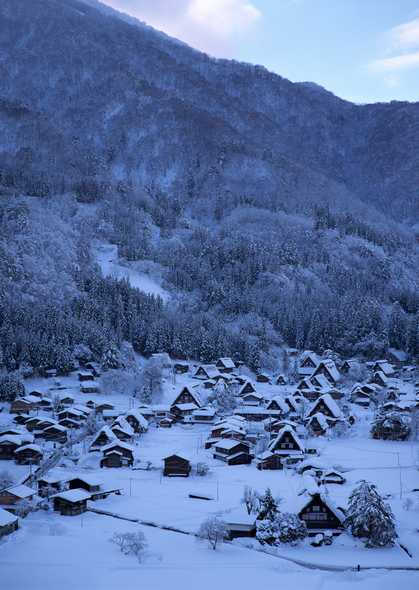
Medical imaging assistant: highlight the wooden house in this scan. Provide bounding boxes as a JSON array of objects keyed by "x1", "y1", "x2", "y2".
[
  {"x1": 80, "y1": 381, "x2": 100, "y2": 394},
  {"x1": 256, "y1": 373, "x2": 271, "y2": 383},
  {"x1": 307, "y1": 394, "x2": 342, "y2": 421},
  {"x1": 265, "y1": 397, "x2": 289, "y2": 415},
  {"x1": 37, "y1": 398, "x2": 53, "y2": 411},
  {"x1": 372, "y1": 360, "x2": 395, "y2": 377},
  {"x1": 256, "y1": 451, "x2": 284, "y2": 470},
  {"x1": 306, "y1": 413, "x2": 332, "y2": 436},
  {"x1": 78, "y1": 370, "x2": 95, "y2": 382},
  {"x1": 10, "y1": 398, "x2": 34, "y2": 414},
  {"x1": 298, "y1": 352, "x2": 320, "y2": 376},
  {"x1": 191, "y1": 408, "x2": 216, "y2": 423},
  {"x1": 216, "y1": 358, "x2": 236, "y2": 373},
  {"x1": 224, "y1": 509, "x2": 256, "y2": 539},
  {"x1": 171, "y1": 402, "x2": 199, "y2": 421},
  {"x1": 276, "y1": 374, "x2": 287, "y2": 385},
  {"x1": 0, "y1": 485, "x2": 36, "y2": 512},
  {"x1": 174, "y1": 363, "x2": 189, "y2": 374},
  {"x1": 312, "y1": 360, "x2": 341, "y2": 385},
  {"x1": 241, "y1": 392, "x2": 264, "y2": 406},
  {"x1": 387, "y1": 349, "x2": 408, "y2": 368},
  {"x1": 0, "y1": 507, "x2": 18, "y2": 537},
  {"x1": 13, "y1": 415, "x2": 29, "y2": 426},
  {"x1": 14, "y1": 444, "x2": 43, "y2": 465},
  {"x1": 298, "y1": 493, "x2": 345, "y2": 534},
  {"x1": 59, "y1": 395, "x2": 75, "y2": 407},
  {"x1": 111, "y1": 420, "x2": 134, "y2": 443},
  {"x1": 193, "y1": 365, "x2": 220, "y2": 381},
  {"x1": 42, "y1": 424, "x2": 68, "y2": 443},
  {"x1": 58, "y1": 417, "x2": 81, "y2": 430},
  {"x1": 158, "y1": 417, "x2": 174, "y2": 428},
  {"x1": 84, "y1": 362, "x2": 101, "y2": 377},
  {"x1": 124, "y1": 411, "x2": 148, "y2": 433},
  {"x1": 320, "y1": 470, "x2": 346, "y2": 485},
  {"x1": 90, "y1": 427, "x2": 116, "y2": 452},
  {"x1": 238, "y1": 381, "x2": 257, "y2": 396},
  {"x1": 172, "y1": 386, "x2": 202, "y2": 408},
  {"x1": 213, "y1": 440, "x2": 251, "y2": 465},
  {"x1": 163, "y1": 454, "x2": 191, "y2": 477},
  {"x1": 38, "y1": 476, "x2": 66, "y2": 497},
  {"x1": 53, "y1": 489, "x2": 90, "y2": 516},
  {"x1": 101, "y1": 442, "x2": 134, "y2": 468},
  {"x1": 95, "y1": 402, "x2": 114, "y2": 413},
  {"x1": 234, "y1": 407, "x2": 281, "y2": 422},
  {"x1": 0, "y1": 436, "x2": 21, "y2": 459},
  {"x1": 67, "y1": 476, "x2": 101, "y2": 494},
  {"x1": 372, "y1": 370, "x2": 389, "y2": 387},
  {"x1": 268, "y1": 426, "x2": 305, "y2": 463},
  {"x1": 340, "y1": 359, "x2": 361, "y2": 374}
]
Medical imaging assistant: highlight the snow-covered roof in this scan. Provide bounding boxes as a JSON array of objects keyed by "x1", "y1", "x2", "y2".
[
  {"x1": 307, "y1": 412, "x2": 330, "y2": 430},
  {"x1": 4, "y1": 484, "x2": 35, "y2": 499},
  {"x1": 310, "y1": 374, "x2": 332, "y2": 389},
  {"x1": 67, "y1": 474, "x2": 102, "y2": 487},
  {"x1": 53, "y1": 489, "x2": 91, "y2": 503},
  {"x1": 15, "y1": 444, "x2": 43, "y2": 454},
  {"x1": 314, "y1": 360, "x2": 340, "y2": 383},
  {"x1": 267, "y1": 397, "x2": 290, "y2": 413},
  {"x1": 310, "y1": 394, "x2": 342, "y2": 419},
  {"x1": 268, "y1": 426, "x2": 305, "y2": 453},
  {"x1": 0, "y1": 507, "x2": 18, "y2": 527},
  {"x1": 125, "y1": 410, "x2": 148, "y2": 428},
  {"x1": 217, "y1": 357, "x2": 235, "y2": 369},
  {"x1": 224, "y1": 508, "x2": 256, "y2": 526},
  {"x1": 373, "y1": 361, "x2": 395, "y2": 376},
  {"x1": 173, "y1": 402, "x2": 199, "y2": 411},
  {"x1": 214, "y1": 439, "x2": 247, "y2": 451},
  {"x1": 242, "y1": 392, "x2": 263, "y2": 400},
  {"x1": 102, "y1": 440, "x2": 134, "y2": 453}
]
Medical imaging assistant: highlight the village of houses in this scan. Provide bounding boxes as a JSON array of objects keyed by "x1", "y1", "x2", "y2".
[{"x1": 0, "y1": 347, "x2": 418, "y2": 586}]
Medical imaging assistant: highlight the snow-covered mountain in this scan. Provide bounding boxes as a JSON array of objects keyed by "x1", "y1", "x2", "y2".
[{"x1": 0, "y1": 0, "x2": 418, "y2": 369}]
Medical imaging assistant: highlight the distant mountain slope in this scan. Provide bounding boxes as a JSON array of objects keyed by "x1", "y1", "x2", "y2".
[{"x1": 0, "y1": 0, "x2": 418, "y2": 221}]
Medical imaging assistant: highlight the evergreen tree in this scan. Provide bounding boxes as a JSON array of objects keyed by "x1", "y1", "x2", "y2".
[
  {"x1": 346, "y1": 480, "x2": 397, "y2": 547},
  {"x1": 257, "y1": 488, "x2": 279, "y2": 521}
]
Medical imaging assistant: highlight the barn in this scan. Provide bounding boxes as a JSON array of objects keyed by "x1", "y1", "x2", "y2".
[
  {"x1": 53, "y1": 489, "x2": 90, "y2": 516},
  {"x1": 298, "y1": 492, "x2": 345, "y2": 535},
  {"x1": 163, "y1": 454, "x2": 191, "y2": 477}
]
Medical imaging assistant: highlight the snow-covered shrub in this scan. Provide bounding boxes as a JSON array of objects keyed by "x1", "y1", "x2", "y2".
[
  {"x1": 274, "y1": 512, "x2": 307, "y2": 545},
  {"x1": 111, "y1": 531, "x2": 148, "y2": 562},
  {"x1": 197, "y1": 517, "x2": 228, "y2": 550},
  {"x1": 346, "y1": 480, "x2": 397, "y2": 547},
  {"x1": 256, "y1": 513, "x2": 306, "y2": 546},
  {"x1": 196, "y1": 462, "x2": 210, "y2": 476}
]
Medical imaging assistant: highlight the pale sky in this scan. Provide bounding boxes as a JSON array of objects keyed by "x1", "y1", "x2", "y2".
[{"x1": 101, "y1": 0, "x2": 419, "y2": 103}]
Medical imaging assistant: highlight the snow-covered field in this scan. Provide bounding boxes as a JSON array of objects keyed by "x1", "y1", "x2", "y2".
[
  {"x1": 1, "y1": 367, "x2": 418, "y2": 589},
  {"x1": 93, "y1": 241, "x2": 169, "y2": 301}
]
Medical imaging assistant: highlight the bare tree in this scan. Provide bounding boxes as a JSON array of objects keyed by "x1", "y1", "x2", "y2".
[
  {"x1": 111, "y1": 531, "x2": 148, "y2": 562},
  {"x1": 241, "y1": 485, "x2": 260, "y2": 515},
  {"x1": 197, "y1": 517, "x2": 228, "y2": 550}
]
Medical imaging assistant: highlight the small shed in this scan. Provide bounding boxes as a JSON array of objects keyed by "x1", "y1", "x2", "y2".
[
  {"x1": 53, "y1": 489, "x2": 90, "y2": 516},
  {"x1": 163, "y1": 454, "x2": 191, "y2": 477},
  {"x1": 0, "y1": 507, "x2": 18, "y2": 537},
  {"x1": 224, "y1": 509, "x2": 256, "y2": 539}
]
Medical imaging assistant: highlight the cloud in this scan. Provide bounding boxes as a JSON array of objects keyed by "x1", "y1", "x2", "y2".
[
  {"x1": 370, "y1": 50, "x2": 419, "y2": 73},
  {"x1": 100, "y1": 0, "x2": 261, "y2": 56},
  {"x1": 369, "y1": 16, "x2": 419, "y2": 75},
  {"x1": 389, "y1": 16, "x2": 419, "y2": 51}
]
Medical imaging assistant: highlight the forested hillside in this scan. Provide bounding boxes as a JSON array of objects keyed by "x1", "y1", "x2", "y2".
[{"x1": 0, "y1": 0, "x2": 418, "y2": 373}]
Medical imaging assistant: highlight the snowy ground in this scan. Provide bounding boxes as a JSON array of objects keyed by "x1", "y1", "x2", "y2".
[
  {"x1": 0, "y1": 510, "x2": 418, "y2": 590},
  {"x1": 93, "y1": 241, "x2": 169, "y2": 301},
  {"x1": 1, "y1": 367, "x2": 419, "y2": 587}
]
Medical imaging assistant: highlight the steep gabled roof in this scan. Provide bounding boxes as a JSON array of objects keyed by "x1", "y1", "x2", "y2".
[
  {"x1": 309, "y1": 393, "x2": 342, "y2": 419},
  {"x1": 268, "y1": 426, "x2": 305, "y2": 453}
]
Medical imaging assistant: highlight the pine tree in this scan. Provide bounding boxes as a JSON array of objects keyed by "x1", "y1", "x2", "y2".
[
  {"x1": 257, "y1": 488, "x2": 278, "y2": 521},
  {"x1": 346, "y1": 480, "x2": 397, "y2": 547}
]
